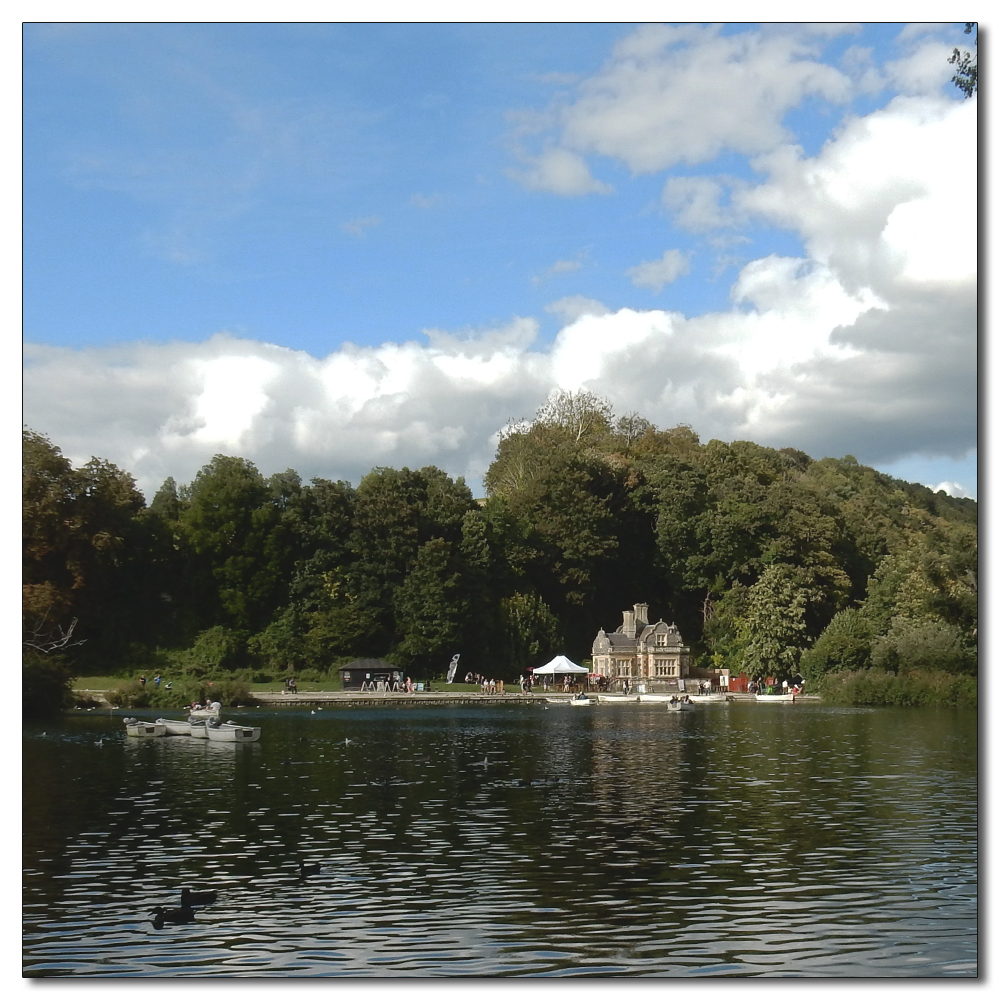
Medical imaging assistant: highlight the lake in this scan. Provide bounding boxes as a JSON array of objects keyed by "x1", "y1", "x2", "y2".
[{"x1": 22, "y1": 701, "x2": 977, "y2": 977}]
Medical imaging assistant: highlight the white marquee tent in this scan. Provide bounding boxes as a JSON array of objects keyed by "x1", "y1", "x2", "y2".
[{"x1": 531, "y1": 655, "x2": 588, "y2": 675}]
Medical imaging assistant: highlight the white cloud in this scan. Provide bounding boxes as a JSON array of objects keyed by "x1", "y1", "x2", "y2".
[
  {"x1": 23, "y1": 92, "x2": 976, "y2": 501},
  {"x1": 531, "y1": 256, "x2": 585, "y2": 286},
  {"x1": 509, "y1": 23, "x2": 855, "y2": 189},
  {"x1": 662, "y1": 176, "x2": 743, "y2": 231},
  {"x1": 626, "y1": 249, "x2": 691, "y2": 293},
  {"x1": 932, "y1": 481, "x2": 971, "y2": 498},
  {"x1": 506, "y1": 147, "x2": 612, "y2": 196},
  {"x1": 341, "y1": 215, "x2": 381, "y2": 236},
  {"x1": 884, "y1": 40, "x2": 958, "y2": 96},
  {"x1": 544, "y1": 296, "x2": 610, "y2": 324},
  {"x1": 736, "y1": 95, "x2": 976, "y2": 291}
]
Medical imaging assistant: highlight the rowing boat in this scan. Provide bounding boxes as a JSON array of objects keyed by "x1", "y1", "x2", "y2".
[
  {"x1": 204, "y1": 721, "x2": 261, "y2": 743},
  {"x1": 124, "y1": 720, "x2": 166, "y2": 738}
]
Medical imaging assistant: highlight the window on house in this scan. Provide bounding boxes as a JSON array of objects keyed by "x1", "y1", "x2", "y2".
[{"x1": 655, "y1": 633, "x2": 666, "y2": 646}]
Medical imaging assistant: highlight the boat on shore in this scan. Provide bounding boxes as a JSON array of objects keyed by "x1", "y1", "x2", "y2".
[
  {"x1": 124, "y1": 719, "x2": 166, "y2": 738},
  {"x1": 596, "y1": 694, "x2": 639, "y2": 703},
  {"x1": 755, "y1": 692, "x2": 796, "y2": 702},
  {"x1": 205, "y1": 721, "x2": 261, "y2": 743}
]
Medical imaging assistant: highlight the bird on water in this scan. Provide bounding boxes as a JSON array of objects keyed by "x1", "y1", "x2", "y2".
[
  {"x1": 180, "y1": 887, "x2": 218, "y2": 907},
  {"x1": 150, "y1": 905, "x2": 196, "y2": 929}
]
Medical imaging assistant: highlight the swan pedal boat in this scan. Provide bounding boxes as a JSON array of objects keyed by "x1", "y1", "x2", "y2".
[{"x1": 205, "y1": 721, "x2": 262, "y2": 743}]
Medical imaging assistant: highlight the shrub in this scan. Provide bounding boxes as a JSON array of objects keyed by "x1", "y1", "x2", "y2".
[
  {"x1": 22, "y1": 651, "x2": 74, "y2": 718},
  {"x1": 815, "y1": 668, "x2": 977, "y2": 708}
]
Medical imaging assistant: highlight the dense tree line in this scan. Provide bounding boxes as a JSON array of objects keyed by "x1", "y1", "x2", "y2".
[{"x1": 23, "y1": 398, "x2": 977, "y2": 710}]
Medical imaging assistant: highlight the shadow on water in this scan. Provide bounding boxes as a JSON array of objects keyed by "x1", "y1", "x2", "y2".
[{"x1": 23, "y1": 703, "x2": 977, "y2": 977}]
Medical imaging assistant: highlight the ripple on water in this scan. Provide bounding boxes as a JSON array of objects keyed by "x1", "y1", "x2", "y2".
[{"x1": 23, "y1": 705, "x2": 977, "y2": 976}]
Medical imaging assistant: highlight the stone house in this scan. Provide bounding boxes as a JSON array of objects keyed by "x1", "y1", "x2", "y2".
[{"x1": 591, "y1": 603, "x2": 692, "y2": 690}]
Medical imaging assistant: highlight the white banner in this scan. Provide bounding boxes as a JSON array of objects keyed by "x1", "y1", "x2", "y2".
[{"x1": 446, "y1": 654, "x2": 460, "y2": 683}]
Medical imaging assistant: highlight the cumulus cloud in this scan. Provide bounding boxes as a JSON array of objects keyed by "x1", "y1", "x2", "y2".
[
  {"x1": 932, "y1": 481, "x2": 972, "y2": 499},
  {"x1": 626, "y1": 250, "x2": 691, "y2": 293},
  {"x1": 508, "y1": 23, "x2": 855, "y2": 190},
  {"x1": 662, "y1": 176, "x2": 744, "y2": 231},
  {"x1": 23, "y1": 93, "x2": 976, "y2": 501}
]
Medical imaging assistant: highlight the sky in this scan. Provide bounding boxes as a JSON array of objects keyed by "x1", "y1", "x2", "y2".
[{"x1": 21, "y1": 18, "x2": 979, "y2": 500}]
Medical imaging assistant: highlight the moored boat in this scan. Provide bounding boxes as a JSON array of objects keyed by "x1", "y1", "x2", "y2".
[
  {"x1": 188, "y1": 704, "x2": 221, "y2": 719},
  {"x1": 688, "y1": 693, "x2": 729, "y2": 703},
  {"x1": 755, "y1": 692, "x2": 796, "y2": 702},
  {"x1": 597, "y1": 694, "x2": 639, "y2": 703},
  {"x1": 155, "y1": 718, "x2": 193, "y2": 736},
  {"x1": 570, "y1": 696, "x2": 593, "y2": 707},
  {"x1": 204, "y1": 721, "x2": 261, "y2": 743},
  {"x1": 124, "y1": 719, "x2": 166, "y2": 738},
  {"x1": 187, "y1": 719, "x2": 209, "y2": 739}
]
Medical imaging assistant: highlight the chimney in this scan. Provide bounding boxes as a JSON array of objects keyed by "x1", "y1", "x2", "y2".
[
  {"x1": 634, "y1": 603, "x2": 649, "y2": 627},
  {"x1": 622, "y1": 610, "x2": 635, "y2": 638}
]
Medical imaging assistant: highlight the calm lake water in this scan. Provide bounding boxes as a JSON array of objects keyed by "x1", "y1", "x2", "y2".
[{"x1": 23, "y1": 701, "x2": 977, "y2": 977}]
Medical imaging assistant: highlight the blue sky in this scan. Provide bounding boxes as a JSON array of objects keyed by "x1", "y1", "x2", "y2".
[{"x1": 22, "y1": 19, "x2": 978, "y2": 499}]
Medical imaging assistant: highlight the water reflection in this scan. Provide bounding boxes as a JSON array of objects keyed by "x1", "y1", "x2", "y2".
[{"x1": 23, "y1": 704, "x2": 977, "y2": 976}]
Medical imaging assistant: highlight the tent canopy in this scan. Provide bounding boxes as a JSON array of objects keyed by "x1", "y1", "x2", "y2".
[{"x1": 532, "y1": 654, "x2": 588, "y2": 675}]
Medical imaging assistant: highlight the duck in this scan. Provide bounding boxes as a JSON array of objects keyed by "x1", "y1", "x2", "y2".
[
  {"x1": 298, "y1": 860, "x2": 322, "y2": 877},
  {"x1": 150, "y1": 905, "x2": 196, "y2": 929},
  {"x1": 180, "y1": 887, "x2": 218, "y2": 907}
]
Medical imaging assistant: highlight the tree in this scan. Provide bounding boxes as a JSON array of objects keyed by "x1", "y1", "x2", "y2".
[
  {"x1": 733, "y1": 565, "x2": 812, "y2": 680},
  {"x1": 535, "y1": 389, "x2": 613, "y2": 444},
  {"x1": 949, "y1": 23, "x2": 978, "y2": 98},
  {"x1": 179, "y1": 455, "x2": 284, "y2": 632}
]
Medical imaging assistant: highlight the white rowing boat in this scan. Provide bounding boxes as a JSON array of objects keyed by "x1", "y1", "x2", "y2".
[
  {"x1": 755, "y1": 692, "x2": 796, "y2": 702},
  {"x1": 569, "y1": 696, "x2": 593, "y2": 707},
  {"x1": 124, "y1": 719, "x2": 166, "y2": 738},
  {"x1": 687, "y1": 693, "x2": 729, "y2": 703},
  {"x1": 204, "y1": 721, "x2": 261, "y2": 743},
  {"x1": 188, "y1": 704, "x2": 221, "y2": 719},
  {"x1": 155, "y1": 717, "x2": 193, "y2": 736}
]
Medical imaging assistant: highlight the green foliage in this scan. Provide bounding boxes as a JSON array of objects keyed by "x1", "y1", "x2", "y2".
[
  {"x1": 814, "y1": 669, "x2": 977, "y2": 708},
  {"x1": 500, "y1": 591, "x2": 563, "y2": 670},
  {"x1": 23, "y1": 414, "x2": 977, "y2": 710},
  {"x1": 949, "y1": 22, "x2": 978, "y2": 98},
  {"x1": 22, "y1": 651, "x2": 74, "y2": 718},
  {"x1": 800, "y1": 608, "x2": 875, "y2": 679},
  {"x1": 106, "y1": 676, "x2": 257, "y2": 709},
  {"x1": 178, "y1": 626, "x2": 251, "y2": 676}
]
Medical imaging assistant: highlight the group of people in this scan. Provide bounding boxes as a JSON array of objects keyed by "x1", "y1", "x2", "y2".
[
  {"x1": 358, "y1": 676, "x2": 416, "y2": 693},
  {"x1": 138, "y1": 674, "x2": 171, "y2": 691}
]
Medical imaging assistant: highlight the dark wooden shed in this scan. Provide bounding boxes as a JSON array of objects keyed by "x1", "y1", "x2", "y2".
[{"x1": 339, "y1": 658, "x2": 402, "y2": 690}]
